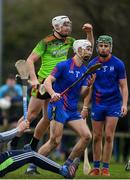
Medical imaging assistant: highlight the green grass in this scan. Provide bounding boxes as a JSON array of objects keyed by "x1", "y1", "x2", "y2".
[{"x1": 3, "y1": 162, "x2": 130, "y2": 179}]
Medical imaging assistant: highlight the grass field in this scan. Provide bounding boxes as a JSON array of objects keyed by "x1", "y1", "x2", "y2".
[{"x1": 3, "y1": 162, "x2": 130, "y2": 179}]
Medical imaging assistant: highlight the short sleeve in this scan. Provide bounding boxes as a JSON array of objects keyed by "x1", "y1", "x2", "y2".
[
  {"x1": 117, "y1": 61, "x2": 126, "y2": 79},
  {"x1": 32, "y1": 40, "x2": 46, "y2": 57}
]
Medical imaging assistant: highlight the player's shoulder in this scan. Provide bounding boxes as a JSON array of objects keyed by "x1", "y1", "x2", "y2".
[
  {"x1": 43, "y1": 34, "x2": 56, "y2": 43},
  {"x1": 65, "y1": 36, "x2": 75, "y2": 44},
  {"x1": 56, "y1": 59, "x2": 71, "y2": 70},
  {"x1": 112, "y1": 55, "x2": 125, "y2": 66},
  {"x1": 87, "y1": 57, "x2": 98, "y2": 67},
  {"x1": 0, "y1": 84, "x2": 8, "y2": 91}
]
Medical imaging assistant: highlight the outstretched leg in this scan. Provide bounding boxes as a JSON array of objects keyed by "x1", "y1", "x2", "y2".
[
  {"x1": 0, "y1": 149, "x2": 61, "y2": 177},
  {"x1": 0, "y1": 149, "x2": 79, "y2": 178}
]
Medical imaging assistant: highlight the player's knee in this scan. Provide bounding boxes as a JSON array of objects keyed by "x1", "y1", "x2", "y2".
[
  {"x1": 50, "y1": 137, "x2": 60, "y2": 148},
  {"x1": 27, "y1": 110, "x2": 38, "y2": 121},
  {"x1": 93, "y1": 133, "x2": 102, "y2": 143},
  {"x1": 81, "y1": 132, "x2": 92, "y2": 143},
  {"x1": 41, "y1": 116, "x2": 50, "y2": 125},
  {"x1": 105, "y1": 135, "x2": 113, "y2": 143}
]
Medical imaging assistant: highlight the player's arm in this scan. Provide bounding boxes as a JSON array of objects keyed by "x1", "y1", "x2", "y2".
[
  {"x1": 27, "y1": 52, "x2": 40, "y2": 86},
  {"x1": 44, "y1": 75, "x2": 61, "y2": 102},
  {"x1": 82, "y1": 23, "x2": 94, "y2": 49},
  {"x1": 80, "y1": 74, "x2": 95, "y2": 119},
  {"x1": 0, "y1": 121, "x2": 29, "y2": 143},
  {"x1": 119, "y1": 78, "x2": 128, "y2": 116},
  {"x1": 81, "y1": 87, "x2": 92, "y2": 119},
  {"x1": 27, "y1": 40, "x2": 46, "y2": 86},
  {"x1": 80, "y1": 73, "x2": 96, "y2": 96}
]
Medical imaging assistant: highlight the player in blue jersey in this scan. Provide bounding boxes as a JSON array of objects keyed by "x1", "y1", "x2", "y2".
[
  {"x1": 82, "y1": 35, "x2": 128, "y2": 176},
  {"x1": 37, "y1": 39, "x2": 95, "y2": 172}
]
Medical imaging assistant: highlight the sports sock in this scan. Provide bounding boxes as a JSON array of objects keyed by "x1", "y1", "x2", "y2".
[
  {"x1": 94, "y1": 161, "x2": 100, "y2": 168},
  {"x1": 102, "y1": 162, "x2": 109, "y2": 169},
  {"x1": 30, "y1": 137, "x2": 39, "y2": 151},
  {"x1": 64, "y1": 158, "x2": 73, "y2": 166}
]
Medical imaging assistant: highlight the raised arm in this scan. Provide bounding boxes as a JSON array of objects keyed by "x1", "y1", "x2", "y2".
[{"x1": 82, "y1": 23, "x2": 94, "y2": 49}]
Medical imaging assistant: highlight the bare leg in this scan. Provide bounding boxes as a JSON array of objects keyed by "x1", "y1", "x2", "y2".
[
  {"x1": 67, "y1": 119, "x2": 92, "y2": 160},
  {"x1": 92, "y1": 120, "x2": 104, "y2": 162},
  {"x1": 33, "y1": 99, "x2": 50, "y2": 140},
  {"x1": 27, "y1": 96, "x2": 44, "y2": 122},
  {"x1": 38, "y1": 120, "x2": 64, "y2": 156},
  {"x1": 17, "y1": 96, "x2": 44, "y2": 124},
  {"x1": 102, "y1": 117, "x2": 118, "y2": 163}
]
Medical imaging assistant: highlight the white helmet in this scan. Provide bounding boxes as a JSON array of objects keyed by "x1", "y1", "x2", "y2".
[
  {"x1": 52, "y1": 15, "x2": 71, "y2": 31},
  {"x1": 73, "y1": 39, "x2": 92, "y2": 54}
]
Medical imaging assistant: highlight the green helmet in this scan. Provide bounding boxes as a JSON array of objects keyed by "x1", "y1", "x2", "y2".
[
  {"x1": 97, "y1": 35, "x2": 112, "y2": 44},
  {"x1": 97, "y1": 35, "x2": 113, "y2": 52}
]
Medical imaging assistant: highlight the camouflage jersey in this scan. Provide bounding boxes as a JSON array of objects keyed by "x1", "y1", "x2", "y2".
[{"x1": 33, "y1": 34, "x2": 75, "y2": 79}]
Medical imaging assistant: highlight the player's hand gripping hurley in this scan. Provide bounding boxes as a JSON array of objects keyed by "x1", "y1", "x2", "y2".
[{"x1": 15, "y1": 60, "x2": 29, "y2": 120}]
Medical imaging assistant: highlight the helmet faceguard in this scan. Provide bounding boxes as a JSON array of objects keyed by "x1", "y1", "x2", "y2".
[
  {"x1": 52, "y1": 15, "x2": 72, "y2": 36},
  {"x1": 73, "y1": 39, "x2": 92, "y2": 61}
]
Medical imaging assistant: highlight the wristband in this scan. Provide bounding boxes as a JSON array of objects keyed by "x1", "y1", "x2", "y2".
[{"x1": 82, "y1": 106, "x2": 88, "y2": 111}]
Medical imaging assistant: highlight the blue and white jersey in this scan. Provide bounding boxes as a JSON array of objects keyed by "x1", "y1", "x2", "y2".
[
  {"x1": 51, "y1": 58, "x2": 88, "y2": 111},
  {"x1": 87, "y1": 55, "x2": 126, "y2": 106}
]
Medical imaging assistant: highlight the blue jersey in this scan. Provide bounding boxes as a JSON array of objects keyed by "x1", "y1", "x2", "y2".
[
  {"x1": 51, "y1": 58, "x2": 88, "y2": 111},
  {"x1": 88, "y1": 55, "x2": 126, "y2": 106},
  {"x1": 0, "y1": 84, "x2": 22, "y2": 98}
]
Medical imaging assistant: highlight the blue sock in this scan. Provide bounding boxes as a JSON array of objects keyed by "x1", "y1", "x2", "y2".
[
  {"x1": 64, "y1": 158, "x2": 73, "y2": 166},
  {"x1": 94, "y1": 161, "x2": 100, "y2": 168},
  {"x1": 102, "y1": 162, "x2": 109, "y2": 169}
]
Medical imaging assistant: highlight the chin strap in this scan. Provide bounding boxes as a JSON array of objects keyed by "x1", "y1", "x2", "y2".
[{"x1": 55, "y1": 31, "x2": 68, "y2": 38}]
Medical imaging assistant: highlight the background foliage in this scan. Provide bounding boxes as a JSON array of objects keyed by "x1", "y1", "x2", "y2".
[{"x1": 3, "y1": 0, "x2": 130, "y2": 87}]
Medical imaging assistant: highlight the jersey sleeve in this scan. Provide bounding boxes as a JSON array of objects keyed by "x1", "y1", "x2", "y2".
[
  {"x1": 0, "y1": 128, "x2": 18, "y2": 143},
  {"x1": 32, "y1": 40, "x2": 46, "y2": 57},
  {"x1": 0, "y1": 86, "x2": 7, "y2": 98},
  {"x1": 87, "y1": 59, "x2": 95, "y2": 69},
  {"x1": 117, "y1": 61, "x2": 127, "y2": 79},
  {"x1": 81, "y1": 75, "x2": 90, "y2": 87},
  {"x1": 51, "y1": 62, "x2": 65, "y2": 79}
]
